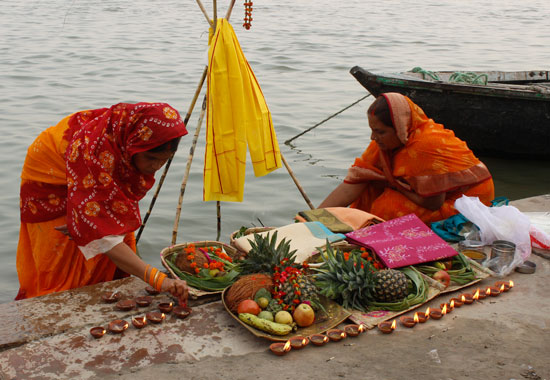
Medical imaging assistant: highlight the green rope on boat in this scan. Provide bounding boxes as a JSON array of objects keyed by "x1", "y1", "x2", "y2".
[
  {"x1": 412, "y1": 67, "x2": 489, "y2": 85},
  {"x1": 411, "y1": 67, "x2": 441, "y2": 81},
  {"x1": 448, "y1": 72, "x2": 488, "y2": 85}
]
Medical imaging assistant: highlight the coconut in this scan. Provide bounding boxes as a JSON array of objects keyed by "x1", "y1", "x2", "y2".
[{"x1": 225, "y1": 274, "x2": 273, "y2": 313}]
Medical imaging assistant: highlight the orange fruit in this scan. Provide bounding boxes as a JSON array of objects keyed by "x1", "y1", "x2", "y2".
[{"x1": 237, "y1": 299, "x2": 261, "y2": 316}]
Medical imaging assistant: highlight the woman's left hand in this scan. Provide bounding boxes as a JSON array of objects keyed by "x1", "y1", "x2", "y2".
[{"x1": 161, "y1": 278, "x2": 189, "y2": 305}]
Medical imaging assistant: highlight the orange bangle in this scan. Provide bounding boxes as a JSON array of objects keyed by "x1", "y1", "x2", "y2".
[
  {"x1": 155, "y1": 273, "x2": 167, "y2": 292},
  {"x1": 148, "y1": 268, "x2": 158, "y2": 287},
  {"x1": 143, "y1": 264, "x2": 151, "y2": 282},
  {"x1": 150, "y1": 269, "x2": 160, "y2": 288}
]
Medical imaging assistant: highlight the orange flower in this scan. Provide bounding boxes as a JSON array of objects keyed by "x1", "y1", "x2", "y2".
[{"x1": 194, "y1": 268, "x2": 200, "y2": 274}]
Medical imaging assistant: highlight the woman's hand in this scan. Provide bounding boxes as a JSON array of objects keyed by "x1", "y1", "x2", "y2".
[{"x1": 161, "y1": 278, "x2": 189, "y2": 305}]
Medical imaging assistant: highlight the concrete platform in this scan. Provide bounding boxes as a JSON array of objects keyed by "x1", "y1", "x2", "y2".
[{"x1": 1, "y1": 194, "x2": 549, "y2": 380}]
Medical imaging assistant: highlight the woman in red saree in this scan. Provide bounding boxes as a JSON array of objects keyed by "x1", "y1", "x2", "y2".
[
  {"x1": 319, "y1": 92, "x2": 494, "y2": 224},
  {"x1": 16, "y1": 102, "x2": 189, "y2": 301}
]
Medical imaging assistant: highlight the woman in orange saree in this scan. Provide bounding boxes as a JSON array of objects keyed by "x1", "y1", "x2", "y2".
[
  {"x1": 16, "y1": 102, "x2": 189, "y2": 301},
  {"x1": 319, "y1": 92, "x2": 494, "y2": 224}
]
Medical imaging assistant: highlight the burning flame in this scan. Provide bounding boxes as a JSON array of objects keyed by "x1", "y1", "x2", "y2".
[
  {"x1": 449, "y1": 300, "x2": 455, "y2": 309},
  {"x1": 283, "y1": 341, "x2": 291, "y2": 351},
  {"x1": 161, "y1": 313, "x2": 166, "y2": 319},
  {"x1": 391, "y1": 320, "x2": 396, "y2": 329},
  {"x1": 473, "y1": 289, "x2": 480, "y2": 300},
  {"x1": 500, "y1": 284, "x2": 505, "y2": 292},
  {"x1": 425, "y1": 307, "x2": 430, "y2": 318},
  {"x1": 341, "y1": 331, "x2": 347, "y2": 338},
  {"x1": 323, "y1": 335, "x2": 329, "y2": 343},
  {"x1": 461, "y1": 295, "x2": 466, "y2": 302},
  {"x1": 509, "y1": 280, "x2": 514, "y2": 288},
  {"x1": 486, "y1": 287, "x2": 491, "y2": 296},
  {"x1": 358, "y1": 324, "x2": 366, "y2": 333},
  {"x1": 441, "y1": 304, "x2": 448, "y2": 315},
  {"x1": 413, "y1": 313, "x2": 419, "y2": 323}
]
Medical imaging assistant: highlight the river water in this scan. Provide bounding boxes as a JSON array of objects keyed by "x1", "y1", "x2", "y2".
[{"x1": 1, "y1": 0, "x2": 549, "y2": 303}]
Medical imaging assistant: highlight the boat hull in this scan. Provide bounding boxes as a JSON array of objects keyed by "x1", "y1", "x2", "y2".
[{"x1": 350, "y1": 66, "x2": 550, "y2": 159}]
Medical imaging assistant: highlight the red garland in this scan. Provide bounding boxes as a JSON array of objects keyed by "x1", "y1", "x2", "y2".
[{"x1": 243, "y1": 1, "x2": 253, "y2": 30}]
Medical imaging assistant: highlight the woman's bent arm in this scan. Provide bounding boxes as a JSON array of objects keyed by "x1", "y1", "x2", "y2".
[{"x1": 318, "y1": 182, "x2": 369, "y2": 208}]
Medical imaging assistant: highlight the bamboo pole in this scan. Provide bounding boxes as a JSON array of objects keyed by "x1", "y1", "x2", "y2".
[
  {"x1": 225, "y1": 0, "x2": 236, "y2": 20},
  {"x1": 213, "y1": 0, "x2": 218, "y2": 29},
  {"x1": 172, "y1": 96, "x2": 208, "y2": 245},
  {"x1": 216, "y1": 201, "x2": 221, "y2": 241},
  {"x1": 281, "y1": 153, "x2": 315, "y2": 210},
  {"x1": 195, "y1": 0, "x2": 213, "y2": 27},
  {"x1": 136, "y1": 66, "x2": 208, "y2": 243}
]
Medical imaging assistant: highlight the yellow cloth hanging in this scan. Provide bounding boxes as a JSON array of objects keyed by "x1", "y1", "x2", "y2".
[{"x1": 204, "y1": 19, "x2": 282, "y2": 202}]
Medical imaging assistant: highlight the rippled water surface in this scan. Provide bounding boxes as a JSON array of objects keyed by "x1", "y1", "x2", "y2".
[{"x1": 1, "y1": 0, "x2": 549, "y2": 303}]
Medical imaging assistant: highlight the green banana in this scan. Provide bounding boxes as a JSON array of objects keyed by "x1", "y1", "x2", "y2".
[{"x1": 238, "y1": 313, "x2": 293, "y2": 336}]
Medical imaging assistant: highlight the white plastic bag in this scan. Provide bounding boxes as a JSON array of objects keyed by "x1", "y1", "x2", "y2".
[
  {"x1": 524, "y1": 212, "x2": 550, "y2": 250},
  {"x1": 454, "y1": 196, "x2": 531, "y2": 276}
]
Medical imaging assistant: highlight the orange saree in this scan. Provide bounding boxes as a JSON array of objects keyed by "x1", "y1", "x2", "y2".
[
  {"x1": 344, "y1": 93, "x2": 494, "y2": 224},
  {"x1": 16, "y1": 116, "x2": 135, "y2": 299}
]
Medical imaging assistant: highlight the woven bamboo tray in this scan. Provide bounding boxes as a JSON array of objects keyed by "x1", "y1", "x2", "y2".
[
  {"x1": 160, "y1": 240, "x2": 239, "y2": 299},
  {"x1": 222, "y1": 286, "x2": 351, "y2": 342}
]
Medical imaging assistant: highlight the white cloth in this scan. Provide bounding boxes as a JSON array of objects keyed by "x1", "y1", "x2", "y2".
[{"x1": 79, "y1": 235, "x2": 125, "y2": 260}]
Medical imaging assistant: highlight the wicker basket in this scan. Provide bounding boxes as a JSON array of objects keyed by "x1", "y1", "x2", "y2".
[
  {"x1": 160, "y1": 240, "x2": 239, "y2": 296},
  {"x1": 229, "y1": 226, "x2": 276, "y2": 257}
]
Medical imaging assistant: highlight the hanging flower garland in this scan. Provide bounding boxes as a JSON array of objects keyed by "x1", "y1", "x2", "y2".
[{"x1": 243, "y1": 1, "x2": 253, "y2": 29}]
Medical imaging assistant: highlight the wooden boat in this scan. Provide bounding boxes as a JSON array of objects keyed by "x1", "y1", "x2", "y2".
[{"x1": 350, "y1": 66, "x2": 550, "y2": 159}]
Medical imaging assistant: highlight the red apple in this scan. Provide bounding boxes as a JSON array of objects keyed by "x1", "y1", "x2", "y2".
[{"x1": 433, "y1": 270, "x2": 451, "y2": 288}]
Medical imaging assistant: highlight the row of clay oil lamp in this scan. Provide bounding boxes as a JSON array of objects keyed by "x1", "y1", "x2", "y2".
[
  {"x1": 377, "y1": 280, "x2": 514, "y2": 333},
  {"x1": 269, "y1": 323, "x2": 366, "y2": 356},
  {"x1": 90, "y1": 301, "x2": 192, "y2": 339}
]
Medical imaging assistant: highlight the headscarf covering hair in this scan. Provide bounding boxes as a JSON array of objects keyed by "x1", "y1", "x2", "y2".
[{"x1": 21, "y1": 102, "x2": 187, "y2": 248}]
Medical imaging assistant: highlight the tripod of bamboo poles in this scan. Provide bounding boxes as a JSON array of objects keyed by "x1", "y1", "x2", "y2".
[{"x1": 137, "y1": 0, "x2": 315, "y2": 247}]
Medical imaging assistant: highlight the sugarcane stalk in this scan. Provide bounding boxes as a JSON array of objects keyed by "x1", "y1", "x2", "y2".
[
  {"x1": 281, "y1": 153, "x2": 315, "y2": 210},
  {"x1": 136, "y1": 66, "x2": 208, "y2": 244},
  {"x1": 172, "y1": 95, "x2": 208, "y2": 245},
  {"x1": 195, "y1": 0, "x2": 213, "y2": 27}
]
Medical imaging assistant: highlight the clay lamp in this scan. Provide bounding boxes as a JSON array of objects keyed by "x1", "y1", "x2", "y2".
[
  {"x1": 90, "y1": 326, "x2": 106, "y2": 339},
  {"x1": 327, "y1": 329, "x2": 347, "y2": 341},
  {"x1": 131, "y1": 316, "x2": 147, "y2": 329},
  {"x1": 473, "y1": 288, "x2": 487, "y2": 300},
  {"x1": 487, "y1": 286, "x2": 500, "y2": 297},
  {"x1": 309, "y1": 334, "x2": 329, "y2": 346},
  {"x1": 173, "y1": 305, "x2": 192, "y2": 319},
  {"x1": 135, "y1": 296, "x2": 153, "y2": 307},
  {"x1": 145, "y1": 286, "x2": 160, "y2": 295},
  {"x1": 460, "y1": 293, "x2": 474, "y2": 305},
  {"x1": 414, "y1": 312, "x2": 427, "y2": 323},
  {"x1": 101, "y1": 291, "x2": 122, "y2": 304},
  {"x1": 429, "y1": 307, "x2": 444, "y2": 320},
  {"x1": 115, "y1": 299, "x2": 136, "y2": 311},
  {"x1": 146, "y1": 312, "x2": 165, "y2": 324},
  {"x1": 440, "y1": 302, "x2": 453, "y2": 312},
  {"x1": 495, "y1": 281, "x2": 510, "y2": 292},
  {"x1": 289, "y1": 336, "x2": 309, "y2": 350},
  {"x1": 450, "y1": 297, "x2": 464, "y2": 308},
  {"x1": 269, "y1": 341, "x2": 291, "y2": 356},
  {"x1": 399, "y1": 315, "x2": 417, "y2": 328},
  {"x1": 108, "y1": 319, "x2": 129, "y2": 334},
  {"x1": 158, "y1": 302, "x2": 174, "y2": 314},
  {"x1": 377, "y1": 320, "x2": 396, "y2": 334},
  {"x1": 344, "y1": 324, "x2": 365, "y2": 337}
]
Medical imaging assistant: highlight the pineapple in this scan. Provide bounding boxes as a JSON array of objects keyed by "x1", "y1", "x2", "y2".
[
  {"x1": 371, "y1": 269, "x2": 409, "y2": 303},
  {"x1": 236, "y1": 231, "x2": 298, "y2": 275},
  {"x1": 280, "y1": 273, "x2": 322, "y2": 311},
  {"x1": 313, "y1": 244, "x2": 376, "y2": 311}
]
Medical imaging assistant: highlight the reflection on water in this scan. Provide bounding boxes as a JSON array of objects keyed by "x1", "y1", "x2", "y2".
[{"x1": 0, "y1": 0, "x2": 549, "y2": 303}]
